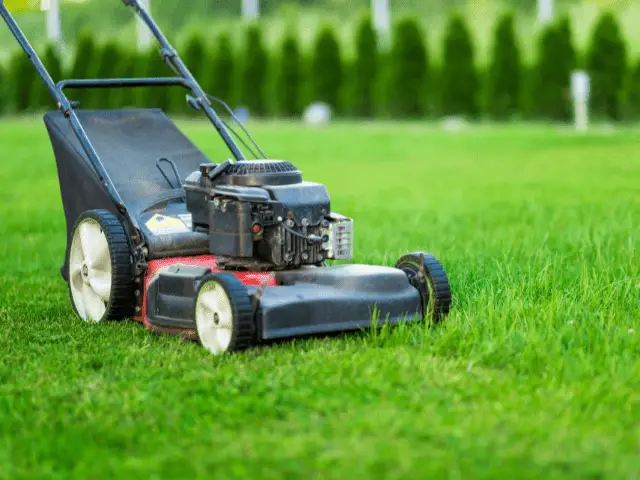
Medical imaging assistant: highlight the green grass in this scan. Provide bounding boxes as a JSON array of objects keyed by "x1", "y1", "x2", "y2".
[{"x1": 1, "y1": 116, "x2": 640, "y2": 479}]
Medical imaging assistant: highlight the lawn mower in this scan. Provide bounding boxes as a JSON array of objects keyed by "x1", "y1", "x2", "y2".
[{"x1": 0, "y1": 0, "x2": 452, "y2": 355}]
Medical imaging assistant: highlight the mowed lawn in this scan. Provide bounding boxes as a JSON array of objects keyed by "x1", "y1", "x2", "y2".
[{"x1": 0, "y1": 117, "x2": 639, "y2": 479}]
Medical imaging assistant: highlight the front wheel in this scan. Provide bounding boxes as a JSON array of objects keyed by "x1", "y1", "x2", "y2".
[
  {"x1": 195, "y1": 273, "x2": 255, "y2": 355},
  {"x1": 67, "y1": 210, "x2": 136, "y2": 322},
  {"x1": 396, "y1": 252, "x2": 452, "y2": 322}
]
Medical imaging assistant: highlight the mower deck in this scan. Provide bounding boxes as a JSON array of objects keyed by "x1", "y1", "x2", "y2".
[{"x1": 138, "y1": 256, "x2": 422, "y2": 342}]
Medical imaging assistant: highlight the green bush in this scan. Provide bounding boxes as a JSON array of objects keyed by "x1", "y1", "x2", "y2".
[
  {"x1": 0, "y1": 64, "x2": 7, "y2": 114},
  {"x1": 240, "y1": 22, "x2": 269, "y2": 117},
  {"x1": 585, "y1": 11, "x2": 627, "y2": 121},
  {"x1": 440, "y1": 13, "x2": 479, "y2": 117},
  {"x1": 110, "y1": 51, "x2": 141, "y2": 109},
  {"x1": 137, "y1": 49, "x2": 172, "y2": 111},
  {"x1": 9, "y1": 49, "x2": 38, "y2": 113},
  {"x1": 627, "y1": 59, "x2": 640, "y2": 120},
  {"x1": 69, "y1": 29, "x2": 97, "y2": 108},
  {"x1": 206, "y1": 31, "x2": 235, "y2": 105},
  {"x1": 310, "y1": 24, "x2": 343, "y2": 111},
  {"x1": 387, "y1": 16, "x2": 429, "y2": 118},
  {"x1": 86, "y1": 41, "x2": 123, "y2": 109},
  {"x1": 530, "y1": 16, "x2": 576, "y2": 121},
  {"x1": 32, "y1": 43, "x2": 64, "y2": 111},
  {"x1": 353, "y1": 13, "x2": 378, "y2": 117},
  {"x1": 487, "y1": 12, "x2": 522, "y2": 119},
  {"x1": 276, "y1": 31, "x2": 302, "y2": 117},
  {"x1": 171, "y1": 31, "x2": 208, "y2": 114}
]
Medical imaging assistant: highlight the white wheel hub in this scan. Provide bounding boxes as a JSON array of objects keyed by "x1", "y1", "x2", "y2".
[
  {"x1": 69, "y1": 218, "x2": 112, "y2": 322},
  {"x1": 196, "y1": 281, "x2": 234, "y2": 355}
]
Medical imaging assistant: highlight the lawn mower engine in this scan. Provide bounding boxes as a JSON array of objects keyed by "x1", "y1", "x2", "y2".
[{"x1": 184, "y1": 159, "x2": 353, "y2": 271}]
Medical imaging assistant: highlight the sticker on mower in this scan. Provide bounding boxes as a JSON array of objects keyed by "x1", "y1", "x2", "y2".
[
  {"x1": 145, "y1": 214, "x2": 190, "y2": 235},
  {"x1": 177, "y1": 213, "x2": 193, "y2": 230}
]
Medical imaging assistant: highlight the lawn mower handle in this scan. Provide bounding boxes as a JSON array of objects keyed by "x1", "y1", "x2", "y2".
[
  {"x1": 0, "y1": 1, "x2": 128, "y2": 219},
  {"x1": 122, "y1": 0, "x2": 246, "y2": 162},
  {"x1": 0, "y1": 0, "x2": 252, "y2": 239}
]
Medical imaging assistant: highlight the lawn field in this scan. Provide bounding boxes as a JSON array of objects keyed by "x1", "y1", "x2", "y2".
[{"x1": 0, "y1": 117, "x2": 639, "y2": 479}]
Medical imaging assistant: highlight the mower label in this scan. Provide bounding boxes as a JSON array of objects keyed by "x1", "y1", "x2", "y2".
[
  {"x1": 145, "y1": 214, "x2": 190, "y2": 235},
  {"x1": 177, "y1": 213, "x2": 193, "y2": 230}
]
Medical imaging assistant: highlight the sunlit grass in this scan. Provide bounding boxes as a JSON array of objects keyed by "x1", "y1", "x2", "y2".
[{"x1": 0, "y1": 117, "x2": 639, "y2": 478}]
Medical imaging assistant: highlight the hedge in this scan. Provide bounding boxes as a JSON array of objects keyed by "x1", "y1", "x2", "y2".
[
  {"x1": 206, "y1": 31, "x2": 236, "y2": 107},
  {"x1": 311, "y1": 24, "x2": 343, "y2": 111},
  {"x1": 27, "y1": 43, "x2": 64, "y2": 111},
  {"x1": 530, "y1": 16, "x2": 576, "y2": 121},
  {"x1": 440, "y1": 13, "x2": 479, "y2": 117},
  {"x1": 353, "y1": 13, "x2": 378, "y2": 117},
  {"x1": 174, "y1": 31, "x2": 208, "y2": 114},
  {"x1": 628, "y1": 60, "x2": 640, "y2": 120},
  {"x1": 240, "y1": 22, "x2": 269, "y2": 117},
  {"x1": 277, "y1": 31, "x2": 302, "y2": 117},
  {"x1": 487, "y1": 12, "x2": 522, "y2": 119},
  {"x1": 585, "y1": 11, "x2": 627, "y2": 121},
  {"x1": 68, "y1": 29, "x2": 96, "y2": 108},
  {"x1": 3, "y1": 9, "x2": 640, "y2": 124},
  {"x1": 387, "y1": 16, "x2": 429, "y2": 118}
]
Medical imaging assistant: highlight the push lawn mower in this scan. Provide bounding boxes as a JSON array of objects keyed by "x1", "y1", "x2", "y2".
[{"x1": 0, "y1": 0, "x2": 452, "y2": 355}]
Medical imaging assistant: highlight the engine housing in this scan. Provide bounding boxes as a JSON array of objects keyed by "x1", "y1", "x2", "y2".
[{"x1": 184, "y1": 160, "x2": 353, "y2": 271}]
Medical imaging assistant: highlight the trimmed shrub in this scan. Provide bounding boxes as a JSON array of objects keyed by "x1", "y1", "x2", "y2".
[
  {"x1": 86, "y1": 41, "x2": 122, "y2": 109},
  {"x1": 387, "y1": 16, "x2": 429, "y2": 118},
  {"x1": 9, "y1": 49, "x2": 38, "y2": 112},
  {"x1": 0, "y1": 63, "x2": 7, "y2": 114},
  {"x1": 487, "y1": 12, "x2": 522, "y2": 119},
  {"x1": 110, "y1": 51, "x2": 140, "y2": 109},
  {"x1": 585, "y1": 11, "x2": 627, "y2": 121},
  {"x1": 171, "y1": 31, "x2": 208, "y2": 114},
  {"x1": 353, "y1": 13, "x2": 378, "y2": 117},
  {"x1": 206, "y1": 31, "x2": 235, "y2": 105},
  {"x1": 310, "y1": 24, "x2": 343, "y2": 111},
  {"x1": 276, "y1": 31, "x2": 302, "y2": 117},
  {"x1": 138, "y1": 49, "x2": 172, "y2": 110},
  {"x1": 530, "y1": 16, "x2": 576, "y2": 121},
  {"x1": 69, "y1": 29, "x2": 97, "y2": 107},
  {"x1": 440, "y1": 13, "x2": 479, "y2": 117},
  {"x1": 240, "y1": 22, "x2": 269, "y2": 117},
  {"x1": 627, "y1": 59, "x2": 640, "y2": 120},
  {"x1": 32, "y1": 43, "x2": 64, "y2": 111}
]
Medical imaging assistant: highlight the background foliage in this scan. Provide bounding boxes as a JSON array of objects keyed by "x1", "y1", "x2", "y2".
[{"x1": 1, "y1": 5, "x2": 640, "y2": 122}]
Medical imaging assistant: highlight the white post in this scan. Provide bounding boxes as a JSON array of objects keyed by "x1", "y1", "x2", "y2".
[
  {"x1": 242, "y1": 0, "x2": 259, "y2": 20},
  {"x1": 41, "y1": 0, "x2": 62, "y2": 43},
  {"x1": 372, "y1": 0, "x2": 390, "y2": 44},
  {"x1": 137, "y1": 0, "x2": 152, "y2": 51},
  {"x1": 571, "y1": 71, "x2": 590, "y2": 132},
  {"x1": 538, "y1": 0, "x2": 553, "y2": 24}
]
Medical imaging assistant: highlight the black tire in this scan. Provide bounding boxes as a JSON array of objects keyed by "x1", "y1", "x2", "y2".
[
  {"x1": 194, "y1": 273, "x2": 255, "y2": 355},
  {"x1": 395, "y1": 252, "x2": 452, "y2": 322},
  {"x1": 67, "y1": 209, "x2": 136, "y2": 322}
]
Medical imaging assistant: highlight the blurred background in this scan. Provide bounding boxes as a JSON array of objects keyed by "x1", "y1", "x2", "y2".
[{"x1": 1, "y1": 0, "x2": 639, "y2": 125}]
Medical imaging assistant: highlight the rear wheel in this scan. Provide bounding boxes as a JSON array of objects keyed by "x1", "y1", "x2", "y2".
[
  {"x1": 195, "y1": 273, "x2": 255, "y2": 355},
  {"x1": 396, "y1": 252, "x2": 451, "y2": 322},
  {"x1": 68, "y1": 210, "x2": 135, "y2": 322}
]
